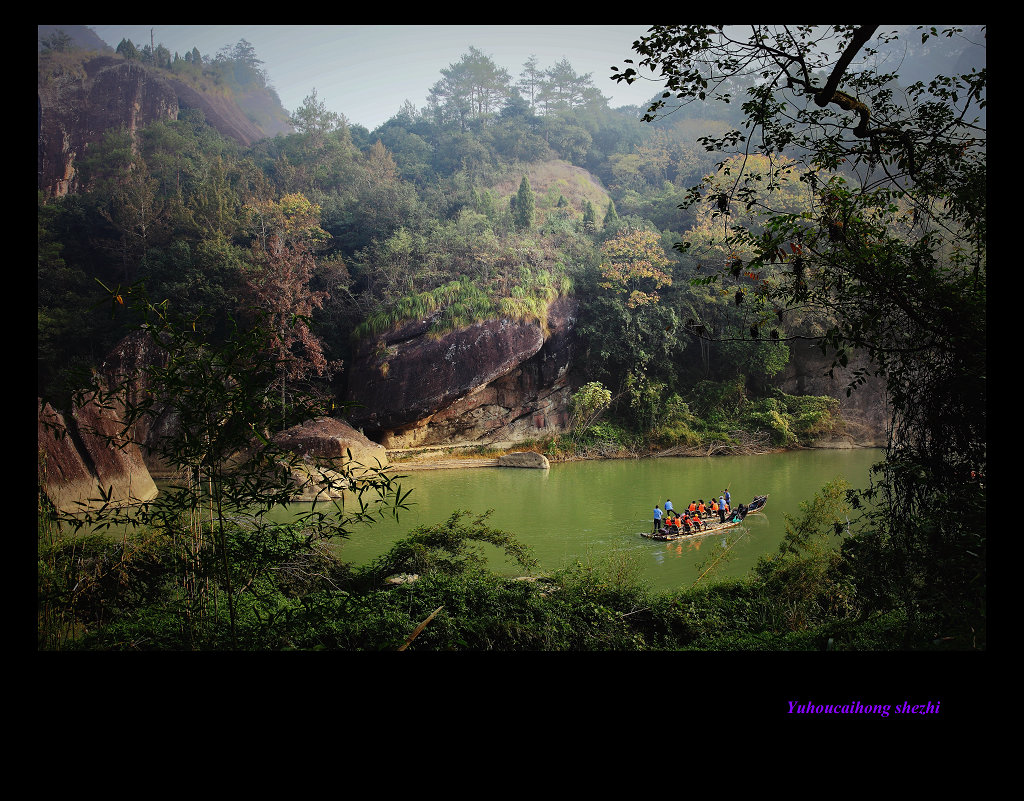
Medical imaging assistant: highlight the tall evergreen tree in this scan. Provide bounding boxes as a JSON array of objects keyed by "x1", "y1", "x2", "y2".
[
  {"x1": 513, "y1": 175, "x2": 534, "y2": 230},
  {"x1": 116, "y1": 38, "x2": 139, "y2": 60},
  {"x1": 518, "y1": 55, "x2": 544, "y2": 113},
  {"x1": 603, "y1": 199, "x2": 620, "y2": 233}
]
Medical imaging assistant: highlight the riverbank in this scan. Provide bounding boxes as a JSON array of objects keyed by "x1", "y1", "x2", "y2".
[{"x1": 386, "y1": 437, "x2": 874, "y2": 471}]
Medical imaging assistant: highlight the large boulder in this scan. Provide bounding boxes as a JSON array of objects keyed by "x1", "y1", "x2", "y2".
[
  {"x1": 38, "y1": 391, "x2": 158, "y2": 515},
  {"x1": 347, "y1": 316, "x2": 545, "y2": 433},
  {"x1": 347, "y1": 297, "x2": 578, "y2": 449},
  {"x1": 498, "y1": 451, "x2": 550, "y2": 469},
  {"x1": 272, "y1": 417, "x2": 390, "y2": 473},
  {"x1": 271, "y1": 417, "x2": 391, "y2": 503}
]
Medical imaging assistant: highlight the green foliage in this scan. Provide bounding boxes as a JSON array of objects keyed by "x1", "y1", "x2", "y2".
[
  {"x1": 513, "y1": 175, "x2": 535, "y2": 230},
  {"x1": 361, "y1": 509, "x2": 538, "y2": 584},
  {"x1": 752, "y1": 479, "x2": 858, "y2": 632},
  {"x1": 611, "y1": 26, "x2": 986, "y2": 645},
  {"x1": 353, "y1": 256, "x2": 570, "y2": 342},
  {"x1": 39, "y1": 34, "x2": 986, "y2": 650},
  {"x1": 570, "y1": 381, "x2": 612, "y2": 428}
]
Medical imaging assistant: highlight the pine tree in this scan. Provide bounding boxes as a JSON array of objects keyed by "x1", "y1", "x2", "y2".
[
  {"x1": 116, "y1": 38, "x2": 139, "y2": 60},
  {"x1": 582, "y1": 199, "x2": 596, "y2": 232},
  {"x1": 603, "y1": 199, "x2": 619, "y2": 233},
  {"x1": 514, "y1": 175, "x2": 534, "y2": 231}
]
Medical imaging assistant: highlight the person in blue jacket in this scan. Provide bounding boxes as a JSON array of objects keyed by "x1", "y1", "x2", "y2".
[
  {"x1": 653, "y1": 505, "x2": 663, "y2": 533},
  {"x1": 723, "y1": 489, "x2": 731, "y2": 510},
  {"x1": 717, "y1": 496, "x2": 727, "y2": 523},
  {"x1": 664, "y1": 499, "x2": 673, "y2": 516}
]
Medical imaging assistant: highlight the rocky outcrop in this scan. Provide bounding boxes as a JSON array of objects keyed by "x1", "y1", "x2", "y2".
[
  {"x1": 165, "y1": 77, "x2": 268, "y2": 146},
  {"x1": 498, "y1": 452, "x2": 550, "y2": 469},
  {"x1": 99, "y1": 329, "x2": 178, "y2": 478},
  {"x1": 270, "y1": 417, "x2": 392, "y2": 503},
  {"x1": 38, "y1": 54, "x2": 283, "y2": 199},
  {"x1": 774, "y1": 342, "x2": 889, "y2": 446},
  {"x1": 346, "y1": 297, "x2": 578, "y2": 449},
  {"x1": 38, "y1": 56, "x2": 179, "y2": 198},
  {"x1": 38, "y1": 392, "x2": 158, "y2": 514}
]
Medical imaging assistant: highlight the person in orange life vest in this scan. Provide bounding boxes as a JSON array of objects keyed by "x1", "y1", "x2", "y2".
[
  {"x1": 698, "y1": 499, "x2": 707, "y2": 518},
  {"x1": 691, "y1": 513, "x2": 703, "y2": 531}
]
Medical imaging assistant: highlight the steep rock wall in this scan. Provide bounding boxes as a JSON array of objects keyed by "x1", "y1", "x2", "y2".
[
  {"x1": 347, "y1": 297, "x2": 578, "y2": 449},
  {"x1": 38, "y1": 56, "x2": 178, "y2": 198},
  {"x1": 38, "y1": 55, "x2": 273, "y2": 199},
  {"x1": 774, "y1": 342, "x2": 889, "y2": 446}
]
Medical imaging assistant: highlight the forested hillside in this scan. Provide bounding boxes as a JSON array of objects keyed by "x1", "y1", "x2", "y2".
[{"x1": 38, "y1": 28, "x2": 882, "y2": 451}]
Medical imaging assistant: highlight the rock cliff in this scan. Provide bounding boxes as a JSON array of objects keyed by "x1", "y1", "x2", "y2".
[
  {"x1": 38, "y1": 56, "x2": 178, "y2": 198},
  {"x1": 346, "y1": 297, "x2": 578, "y2": 449},
  {"x1": 774, "y1": 342, "x2": 889, "y2": 446},
  {"x1": 38, "y1": 54, "x2": 285, "y2": 198}
]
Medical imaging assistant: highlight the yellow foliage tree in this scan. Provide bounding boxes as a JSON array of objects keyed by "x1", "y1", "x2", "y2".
[{"x1": 598, "y1": 229, "x2": 672, "y2": 308}]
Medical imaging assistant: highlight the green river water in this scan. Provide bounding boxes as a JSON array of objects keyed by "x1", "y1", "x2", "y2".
[{"x1": 311, "y1": 448, "x2": 882, "y2": 593}]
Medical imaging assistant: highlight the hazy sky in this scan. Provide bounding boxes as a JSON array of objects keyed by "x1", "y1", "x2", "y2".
[{"x1": 88, "y1": 25, "x2": 657, "y2": 130}]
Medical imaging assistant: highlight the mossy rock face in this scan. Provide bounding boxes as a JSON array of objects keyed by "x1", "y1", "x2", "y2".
[{"x1": 347, "y1": 297, "x2": 578, "y2": 440}]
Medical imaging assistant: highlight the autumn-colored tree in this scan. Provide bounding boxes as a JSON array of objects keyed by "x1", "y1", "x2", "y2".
[
  {"x1": 241, "y1": 192, "x2": 337, "y2": 426},
  {"x1": 598, "y1": 229, "x2": 672, "y2": 308}
]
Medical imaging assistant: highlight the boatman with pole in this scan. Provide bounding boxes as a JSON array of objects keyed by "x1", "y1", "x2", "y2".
[{"x1": 653, "y1": 505, "x2": 663, "y2": 534}]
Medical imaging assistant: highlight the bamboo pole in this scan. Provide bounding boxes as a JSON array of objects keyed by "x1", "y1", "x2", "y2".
[{"x1": 397, "y1": 606, "x2": 443, "y2": 651}]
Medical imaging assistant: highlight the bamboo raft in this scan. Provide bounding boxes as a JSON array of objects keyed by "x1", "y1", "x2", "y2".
[{"x1": 641, "y1": 495, "x2": 768, "y2": 541}]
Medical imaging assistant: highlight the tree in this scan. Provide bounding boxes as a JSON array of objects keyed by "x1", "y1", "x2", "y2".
[
  {"x1": 428, "y1": 47, "x2": 512, "y2": 130},
  {"x1": 40, "y1": 29, "x2": 74, "y2": 53},
  {"x1": 241, "y1": 193, "x2": 336, "y2": 426},
  {"x1": 215, "y1": 38, "x2": 267, "y2": 88},
  {"x1": 513, "y1": 175, "x2": 535, "y2": 231},
  {"x1": 289, "y1": 88, "x2": 341, "y2": 149},
  {"x1": 598, "y1": 229, "x2": 672, "y2": 309},
  {"x1": 116, "y1": 38, "x2": 139, "y2": 60},
  {"x1": 603, "y1": 199, "x2": 620, "y2": 234},
  {"x1": 518, "y1": 55, "x2": 544, "y2": 113},
  {"x1": 539, "y1": 58, "x2": 600, "y2": 114},
  {"x1": 614, "y1": 25, "x2": 986, "y2": 645}
]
